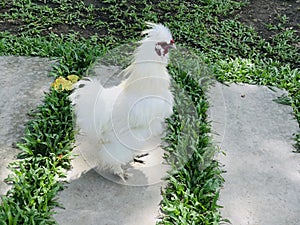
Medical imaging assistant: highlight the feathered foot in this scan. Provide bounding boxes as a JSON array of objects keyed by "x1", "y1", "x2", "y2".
[{"x1": 112, "y1": 165, "x2": 132, "y2": 182}]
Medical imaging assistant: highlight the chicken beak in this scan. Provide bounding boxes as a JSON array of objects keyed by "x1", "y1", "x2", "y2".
[{"x1": 170, "y1": 39, "x2": 176, "y2": 49}]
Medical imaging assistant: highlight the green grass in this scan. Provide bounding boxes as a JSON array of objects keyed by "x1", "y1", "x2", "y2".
[
  {"x1": 159, "y1": 62, "x2": 223, "y2": 224},
  {"x1": 0, "y1": 0, "x2": 299, "y2": 224}
]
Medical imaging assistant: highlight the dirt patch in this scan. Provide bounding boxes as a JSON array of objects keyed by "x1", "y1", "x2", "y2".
[{"x1": 237, "y1": 0, "x2": 300, "y2": 39}]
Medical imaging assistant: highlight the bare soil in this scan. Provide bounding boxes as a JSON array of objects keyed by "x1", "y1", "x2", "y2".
[{"x1": 236, "y1": 0, "x2": 300, "y2": 39}]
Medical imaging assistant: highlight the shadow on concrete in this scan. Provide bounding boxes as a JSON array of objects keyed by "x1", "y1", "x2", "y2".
[{"x1": 54, "y1": 169, "x2": 165, "y2": 225}]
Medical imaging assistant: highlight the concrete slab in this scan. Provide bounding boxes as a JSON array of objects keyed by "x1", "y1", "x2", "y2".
[
  {"x1": 54, "y1": 170, "x2": 164, "y2": 225},
  {"x1": 0, "y1": 56, "x2": 54, "y2": 198},
  {"x1": 54, "y1": 61, "x2": 168, "y2": 225},
  {"x1": 208, "y1": 82, "x2": 300, "y2": 225}
]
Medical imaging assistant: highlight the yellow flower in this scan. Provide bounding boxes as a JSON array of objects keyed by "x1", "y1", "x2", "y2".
[
  {"x1": 67, "y1": 75, "x2": 79, "y2": 83},
  {"x1": 52, "y1": 75, "x2": 79, "y2": 91}
]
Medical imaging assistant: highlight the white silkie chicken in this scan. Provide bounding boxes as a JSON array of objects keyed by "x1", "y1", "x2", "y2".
[{"x1": 69, "y1": 23, "x2": 175, "y2": 180}]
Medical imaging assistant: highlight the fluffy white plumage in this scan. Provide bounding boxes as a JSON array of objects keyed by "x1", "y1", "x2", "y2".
[{"x1": 69, "y1": 23, "x2": 175, "y2": 180}]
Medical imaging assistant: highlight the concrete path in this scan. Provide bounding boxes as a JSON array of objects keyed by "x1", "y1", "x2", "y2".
[
  {"x1": 208, "y1": 82, "x2": 300, "y2": 225},
  {"x1": 54, "y1": 170, "x2": 164, "y2": 225},
  {"x1": 0, "y1": 56, "x2": 54, "y2": 198}
]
